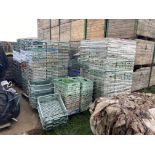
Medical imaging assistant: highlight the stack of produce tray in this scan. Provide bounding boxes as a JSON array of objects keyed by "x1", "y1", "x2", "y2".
[
  {"x1": 80, "y1": 39, "x2": 136, "y2": 98},
  {"x1": 46, "y1": 42, "x2": 70, "y2": 79},
  {"x1": 37, "y1": 93, "x2": 68, "y2": 131},
  {"x1": 28, "y1": 80, "x2": 54, "y2": 109},
  {"x1": 71, "y1": 77, "x2": 93, "y2": 112},
  {"x1": 53, "y1": 77, "x2": 80, "y2": 115}
]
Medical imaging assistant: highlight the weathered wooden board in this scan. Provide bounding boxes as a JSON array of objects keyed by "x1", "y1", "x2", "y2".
[
  {"x1": 38, "y1": 28, "x2": 50, "y2": 41},
  {"x1": 51, "y1": 19, "x2": 59, "y2": 28},
  {"x1": 137, "y1": 20, "x2": 155, "y2": 39},
  {"x1": 37, "y1": 19, "x2": 51, "y2": 30},
  {"x1": 87, "y1": 19, "x2": 105, "y2": 40},
  {"x1": 38, "y1": 28, "x2": 44, "y2": 40},
  {"x1": 107, "y1": 19, "x2": 155, "y2": 39},
  {"x1": 150, "y1": 67, "x2": 155, "y2": 86},
  {"x1": 60, "y1": 19, "x2": 71, "y2": 25},
  {"x1": 71, "y1": 20, "x2": 85, "y2": 41},
  {"x1": 107, "y1": 19, "x2": 136, "y2": 39},
  {"x1": 60, "y1": 22, "x2": 71, "y2": 42},
  {"x1": 135, "y1": 39, "x2": 155, "y2": 65},
  {"x1": 132, "y1": 67, "x2": 150, "y2": 91},
  {"x1": 51, "y1": 26, "x2": 60, "y2": 42}
]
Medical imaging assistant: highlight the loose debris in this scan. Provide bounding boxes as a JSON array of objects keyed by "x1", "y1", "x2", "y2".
[{"x1": 90, "y1": 92, "x2": 155, "y2": 135}]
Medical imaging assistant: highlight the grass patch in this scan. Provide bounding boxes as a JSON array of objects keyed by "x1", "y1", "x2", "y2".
[
  {"x1": 42, "y1": 111, "x2": 92, "y2": 135},
  {"x1": 140, "y1": 86, "x2": 155, "y2": 94}
]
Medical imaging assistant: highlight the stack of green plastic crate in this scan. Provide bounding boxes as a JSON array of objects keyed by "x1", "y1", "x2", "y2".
[
  {"x1": 71, "y1": 77, "x2": 93, "y2": 112},
  {"x1": 37, "y1": 93, "x2": 68, "y2": 130},
  {"x1": 28, "y1": 80, "x2": 54, "y2": 109},
  {"x1": 53, "y1": 77, "x2": 80, "y2": 115}
]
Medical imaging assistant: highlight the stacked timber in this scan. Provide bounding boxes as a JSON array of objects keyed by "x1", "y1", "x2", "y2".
[
  {"x1": 135, "y1": 39, "x2": 154, "y2": 65},
  {"x1": 37, "y1": 19, "x2": 51, "y2": 41},
  {"x1": 87, "y1": 19, "x2": 105, "y2": 40},
  {"x1": 60, "y1": 19, "x2": 71, "y2": 24},
  {"x1": 71, "y1": 20, "x2": 85, "y2": 41},
  {"x1": 150, "y1": 67, "x2": 155, "y2": 86},
  {"x1": 51, "y1": 26, "x2": 60, "y2": 42},
  {"x1": 51, "y1": 19, "x2": 59, "y2": 27},
  {"x1": 132, "y1": 67, "x2": 150, "y2": 91},
  {"x1": 132, "y1": 39, "x2": 155, "y2": 90},
  {"x1": 60, "y1": 22, "x2": 71, "y2": 42},
  {"x1": 107, "y1": 19, "x2": 155, "y2": 39}
]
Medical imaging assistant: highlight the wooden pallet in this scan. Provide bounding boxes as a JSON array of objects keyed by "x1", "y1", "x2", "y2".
[{"x1": 135, "y1": 39, "x2": 155, "y2": 66}]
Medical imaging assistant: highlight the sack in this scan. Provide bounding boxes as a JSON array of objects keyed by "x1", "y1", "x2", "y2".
[{"x1": 0, "y1": 90, "x2": 20, "y2": 125}]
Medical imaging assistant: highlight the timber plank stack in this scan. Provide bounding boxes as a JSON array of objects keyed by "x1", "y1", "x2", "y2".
[
  {"x1": 87, "y1": 19, "x2": 105, "y2": 40},
  {"x1": 107, "y1": 19, "x2": 155, "y2": 39},
  {"x1": 37, "y1": 19, "x2": 51, "y2": 40},
  {"x1": 135, "y1": 39, "x2": 154, "y2": 65},
  {"x1": 150, "y1": 67, "x2": 155, "y2": 86},
  {"x1": 71, "y1": 20, "x2": 85, "y2": 41},
  {"x1": 60, "y1": 22, "x2": 71, "y2": 42},
  {"x1": 38, "y1": 19, "x2": 106, "y2": 42},
  {"x1": 51, "y1": 19, "x2": 60, "y2": 42}
]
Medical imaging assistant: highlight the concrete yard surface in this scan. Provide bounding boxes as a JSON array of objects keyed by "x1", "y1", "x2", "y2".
[{"x1": 0, "y1": 86, "x2": 42, "y2": 135}]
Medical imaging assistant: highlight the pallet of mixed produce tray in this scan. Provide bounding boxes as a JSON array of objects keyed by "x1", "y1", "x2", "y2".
[
  {"x1": 17, "y1": 39, "x2": 46, "y2": 51},
  {"x1": 47, "y1": 42, "x2": 70, "y2": 79},
  {"x1": 37, "y1": 93, "x2": 68, "y2": 131},
  {"x1": 6, "y1": 54, "x2": 14, "y2": 81},
  {"x1": 28, "y1": 80, "x2": 54, "y2": 109},
  {"x1": 53, "y1": 77, "x2": 80, "y2": 115},
  {"x1": 80, "y1": 39, "x2": 136, "y2": 98}
]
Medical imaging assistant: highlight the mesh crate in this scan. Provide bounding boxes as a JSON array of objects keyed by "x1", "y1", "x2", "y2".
[
  {"x1": 46, "y1": 42, "x2": 70, "y2": 79},
  {"x1": 28, "y1": 80, "x2": 54, "y2": 109},
  {"x1": 71, "y1": 77, "x2": 93, "y2": 112},
  {"x1": 80, "y1": 39, "x2": 136, "y2": 99},
  {"x1": 37, "y1": 94, "x2": 68, "y2": 131},
  {"x1": 53, "y1": 77, "x2": 80, "y2": 115}
]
